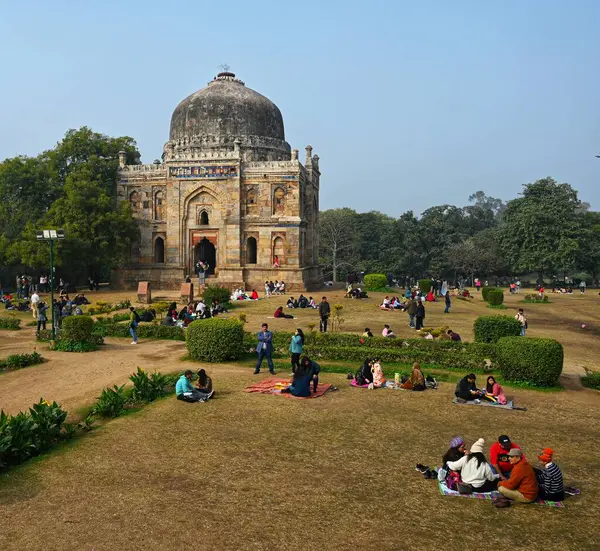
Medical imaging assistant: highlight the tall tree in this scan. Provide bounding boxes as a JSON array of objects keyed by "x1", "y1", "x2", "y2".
[{"x1": 319, "y1": 208, "x2": 360, "y2": 282}]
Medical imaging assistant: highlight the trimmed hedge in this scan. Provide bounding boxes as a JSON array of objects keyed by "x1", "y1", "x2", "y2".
[
  {"x1": 202, "y1": 285, "x2": 231, "y2": 306},
  {"x1": 497, "y1": 337, "x2": 563, "y2": 387},
  {"x1": 486, "y1": 289, "x2": 504, "y2": 306},
  {"x1": 418, "y1": 279, "x2": 433, "y2": 293},
  {"x1": 481, "y1": 287, "x2": 491, "y2": 301},
  {"x1": 0, "y1": 317, "x2": 21, "y2": 330},
  {"x1": 363, "y1": 274, "x2": 388, "y2": 291},
  {"x1": 186, "y1": 318, "x2": 244, "y2": 362},
  {"x1": 0, "y1": 352, "x2": 44, "y2": 370},
  {"x1": 473, "y1": 315, "x2": 521, "y2": 343},
  {"x1": 61, "y1": 316, "x2": 94, "y2": 342},
  {"x1": 93, "y1": 319, "x2": 185, "y2": 341}
]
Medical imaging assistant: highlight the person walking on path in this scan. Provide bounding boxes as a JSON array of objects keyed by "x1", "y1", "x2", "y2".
[
  {"x1": 515, "y1": 308, "x2": 527, "y2": 336},
  {"x1": 254, "y1": 323, "x2": 275, "y2": 375},
  {"x1": 30, "y1": 290, "x2": 40, "y2": 319},
  {"x1": 415, "y1": 298, "x2": 426, "y2": 330},
  {"x1": 319, "y1": 296, "x2": 330, "y2": 333},
  {"x1": 444, "y1": 292, "x2": 451, "y2": 314},
  {"x1": 129, "y1": 306, "x2": 140, "y2": 345}
]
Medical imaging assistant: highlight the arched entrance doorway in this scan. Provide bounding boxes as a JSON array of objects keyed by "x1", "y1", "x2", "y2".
[
  {"x1": 154, "y1": 237, "x2": 165, "y2": 264},
  {"x1": 194, "y1": 238, "x2": 216, "y2": 275},
  {"x1": 246, "y1": 237, "x2": 257, "y2": 264}
]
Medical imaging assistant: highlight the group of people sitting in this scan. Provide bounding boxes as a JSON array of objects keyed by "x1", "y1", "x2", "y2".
[
  {"x1": 455, "y1": 373, "x2": 507, "y2": 405},
  {"x1": 345, "y1": 283, "x2": 368, "y2": 299},
  {"x1": 438, "y1": 435, "x2": 570, "y2": 506},
  {"x1": 163, "y1": 300, "x2": 226, "y2": 327},
  {"x1": 286, "y1": 295, "x2": 318, "y2": 309},
  {"x1": 231, "y1": 289, "x2": 259, "y2": 301},
  {"x1": 353, "y1": 360, "x2": 435, "y2": 391},
  {"x1": 264, "y1": 280, "x2": 286, "y2": 297},
  {"x1": 175, "y1": 369, "x2": 215, "y2": 402},
  {"x1": 354, "y1": 358, "x2": 386, "y2": 388}
]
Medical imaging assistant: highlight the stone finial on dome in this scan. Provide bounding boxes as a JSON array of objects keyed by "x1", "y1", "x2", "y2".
[
  {"x1": 305, "y1": 145, "x2": 313, "y2": 166},
  {"x1": 210, "y1": 71, "x2": 245, "y2": 86}
]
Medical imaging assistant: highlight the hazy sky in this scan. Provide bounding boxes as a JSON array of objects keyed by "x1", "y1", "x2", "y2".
[{"x1": 1, "y1": 0, "x2": 599, "y2": 216}]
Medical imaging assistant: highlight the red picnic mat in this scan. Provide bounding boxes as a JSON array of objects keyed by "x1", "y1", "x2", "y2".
[{"x1": 243, "y1": 376, "x2": 332, "y2": 399}]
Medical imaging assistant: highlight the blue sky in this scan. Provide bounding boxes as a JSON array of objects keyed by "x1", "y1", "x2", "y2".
[{"x1": 1, "y1": 0, "x2": 599, "y2": 216}]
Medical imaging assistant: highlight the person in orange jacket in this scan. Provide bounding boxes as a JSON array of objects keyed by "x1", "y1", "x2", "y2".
[{"x1": 497, "y1": 448, "x2": 538, "y2": 503}]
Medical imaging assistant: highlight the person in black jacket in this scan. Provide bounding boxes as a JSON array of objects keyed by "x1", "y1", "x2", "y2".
[
  {"x1": 318, "y1": 296, "x2": 331, "y2": 332},
  {"x1": 415, "y1": 299, "x2": 426, "y2": 330},
  {"x1": 455, "y1": 373, "x2": 483, "y2": 401}
]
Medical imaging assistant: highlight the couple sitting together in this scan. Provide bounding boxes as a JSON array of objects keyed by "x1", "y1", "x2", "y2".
[
  {"x1": 282, "y1": 356, "x2": 321, "y2": 397},
  {"x1": 354, "y1": 358, "x2": 386, "y2": 388},
  {"x1": 439, "y1": 435, "x2": 566, "y2": 506},
  {"x1": 455, "y1": 373, "x2": 507, "y2": 404},
  {"x1": 176, "y1": 369, "x2": 215, "y2": 402}
]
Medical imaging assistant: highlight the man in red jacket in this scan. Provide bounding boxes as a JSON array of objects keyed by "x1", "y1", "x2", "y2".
[
  {"x1": 490, "y1": 435, "x2": 523, "y2": 480},
  {"x1": 497, "y1": 449, "x2": 538, "y2": 504}
]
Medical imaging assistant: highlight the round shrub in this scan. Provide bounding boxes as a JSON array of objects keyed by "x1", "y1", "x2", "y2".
[
  {"x1": 61, "y1": 316, "x2": 94, "y2": 342},
  {"x1": 473, "y1": 315, "x2": 521, "y2": 343},
  {"x1": 418, "y1": 278, "x2": 433, "y2": 294},
  {"x1": 186, "y1": 318, "x2": 243, "y2": 362},
  {"x1": 363, "y1": 274, "x2": 388, "y2": 291},
  {"x1": 497, "y1": 337, "x2": 563, "y2": 387},
  {"x1": 486, "y1": 289, "x2": 504, "y2": 306},
  {"x1": 481, "y1": 286, "x2": 491, "y2": 301},
  {"x1": 202, "y1": 285, "x2": 231, "y2": 306}
]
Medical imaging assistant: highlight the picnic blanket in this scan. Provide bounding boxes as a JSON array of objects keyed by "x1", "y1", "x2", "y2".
[
  {"x1": 350, "y1": 378, "x2": 370, "y2": 388},
  {"x1": 452, "y1": 398, "x2": 525, "y2": 410},
  {"x1": 244, "y1": 377, "x2": 332, "y2": 399},
  {"x1": 437, "y1": 475, "x2": 564, "y2": 507}
]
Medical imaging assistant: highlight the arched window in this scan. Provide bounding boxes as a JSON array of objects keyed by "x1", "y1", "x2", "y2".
[
  {"x1": 246, "y1": 189, "x2": 257, "y2": 215},
  {"x1": 199, "y1": 210, "x2": 209, "y2": 225},
  {"x1": 129, "y1": 191, "x2": 142, "y2": 212},
  {"x1": 273, "y1": 236, "x2": 285, "y2": 265},
  {"x1": 273, "y1": 187, "x2": 285, "y2": 215},
  {"x1": 154, "y1": 191, "x2": 165, "y2": 221},
  {"x1": 154, "y1": 237, "x2": 165, "y2": 264},
  {"x1": 246, "y1": 237, "x2": 257, "y2": 264}
]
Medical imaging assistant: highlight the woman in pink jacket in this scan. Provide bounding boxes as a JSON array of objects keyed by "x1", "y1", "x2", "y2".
[{"x1": 484, "y1": 376, "x2": 507, "y2": 405}]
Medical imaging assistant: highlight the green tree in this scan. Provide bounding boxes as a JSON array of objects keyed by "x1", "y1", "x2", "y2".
[{"x1": 498, "y1": 178, "x2": 583, "y2": 281}]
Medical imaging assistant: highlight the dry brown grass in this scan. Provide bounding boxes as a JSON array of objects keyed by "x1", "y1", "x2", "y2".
[{"x1": 1, "y1": 288, "x2": 600, "y2": 550}]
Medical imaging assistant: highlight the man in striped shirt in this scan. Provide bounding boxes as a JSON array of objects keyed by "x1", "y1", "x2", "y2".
[{"x1": 535, "y1": 448, "x2": 564, "y2": 501}]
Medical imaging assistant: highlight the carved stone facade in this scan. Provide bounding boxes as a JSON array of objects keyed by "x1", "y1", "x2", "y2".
[{"x1": 115, "y1": 72, "x2": 322, "y2": 291}]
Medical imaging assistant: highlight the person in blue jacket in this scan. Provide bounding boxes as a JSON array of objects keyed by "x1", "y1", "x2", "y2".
[
  {"x1": 289, "y1": 328, "x2": 305, "y2": 373},
  {"x1": 254, "y1": 323, "x2": 276, "y2": 375}
]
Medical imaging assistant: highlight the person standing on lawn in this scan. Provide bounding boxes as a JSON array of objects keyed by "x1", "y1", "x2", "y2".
[
  {"x1": 36, "y1": 301, "x2": 48, "y2": 332},
  {"x1": 289, "y1": 328, "x2": 304, "y2": 374},
  {"x1": 318, "y1": 296, "x2": 330, "y2": 333},
  {"x1": 254, "y1": 323, "x2": 275, "y2": 375},
  {"x1": 30, "y1": 289, "x2": 40, "y2": 319},
  {"x1": 415, "y1": 298, "x2": 425, "y2": 330},
  {"x1": 515, "y1": 308, "x2": 527, "y2": 336},
  {"x1": 404, "y1": 297, "x2": 417, "y2": 328},
  {"x1": 444, "y1": 291, "x2": 451, "y2": 314},
  {"x1": 497, "y1": 449, "x2": 538, "y2": 504}
]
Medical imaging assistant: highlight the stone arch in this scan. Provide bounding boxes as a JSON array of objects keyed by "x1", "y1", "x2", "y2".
[
  {"x1": 246, "y1": 188, "x2": 258, "y2": 215},
  {"x1": 199, "y1": 210, "x2": 209, "y2": 225},
  {"x1": 154, "y1": 236, "x2": 165, "y2": 264},
  {"x1": 154, "y1": 190, "x2": 165, "y2": 220},
  {"x1": 273, "y1": 236, "x2": 285, "y2": 265},
  {"x1": 273, "y1": 187, "x2": 285, "y2": 215},
  {"x1": 246, "y1": 236, "x2": 257, "y2": 264},
  {"x1": 129, "y1": 190, "x2": 142, "y2": 212}
]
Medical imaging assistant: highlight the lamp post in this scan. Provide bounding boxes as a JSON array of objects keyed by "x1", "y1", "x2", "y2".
[{"x1": 36, "y1": 229, "x2": 65, "y2": 340}]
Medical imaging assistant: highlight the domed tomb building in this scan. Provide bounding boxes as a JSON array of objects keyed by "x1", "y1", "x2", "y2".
[{"x1": 115, "y1": 72, "x2": 323, "y2": 290}]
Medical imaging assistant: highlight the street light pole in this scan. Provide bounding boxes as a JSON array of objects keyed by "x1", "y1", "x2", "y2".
[{"x1": 36, "y1": 229, "x2": 65, "y2": 341}]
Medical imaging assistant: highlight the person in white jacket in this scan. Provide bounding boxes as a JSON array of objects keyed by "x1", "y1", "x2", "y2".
[{"x1": 447, "y1": 438, "x2": 499, "y2": 494}]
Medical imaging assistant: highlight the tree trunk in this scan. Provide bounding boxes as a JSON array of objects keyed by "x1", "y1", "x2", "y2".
[{"x1": 332, "y1": 243, "x2": 337, "y2": 283}]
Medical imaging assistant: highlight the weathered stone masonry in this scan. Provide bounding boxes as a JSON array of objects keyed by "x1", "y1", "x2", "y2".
[{"x1": 115, "y1": 72, "x2": 323, "y2": 291}]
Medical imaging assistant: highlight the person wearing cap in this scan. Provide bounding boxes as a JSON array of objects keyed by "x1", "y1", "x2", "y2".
[
  {"x1": 497, "y1": 448, "x2": 538, "y2": 503},
  {"x1": 446, "y1": 438, "x2": 499, "y2": 494},
  {"x1": 534, "y1": 448, "x2": 564, "y2": 501},
  {"x1": 442, "y1": 436, "x2": 466, "y2": 467},
  {"x1": 490, "y1": 435, "x2": 524, "y2": 480}
]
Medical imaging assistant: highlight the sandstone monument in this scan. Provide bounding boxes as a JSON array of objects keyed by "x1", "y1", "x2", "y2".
[{"x1": 115, "y1": 71, "x2": 323, "y2": 291}]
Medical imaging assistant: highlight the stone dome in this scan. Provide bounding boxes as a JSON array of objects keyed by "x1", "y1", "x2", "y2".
[{"x1": 169, "y1": 72, "x2": 286, "y2": 143}]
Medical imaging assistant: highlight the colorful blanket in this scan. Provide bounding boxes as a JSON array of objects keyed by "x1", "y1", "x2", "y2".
[
  {"x1": 437, "y1": 476, "x2": 564, "y2": 507},
  {"x1": 244, "y1": 377, "x2": 332, "y2": 399},
  {"x1": 452, "y1": 398, "x2": 525, "y2": 410}
]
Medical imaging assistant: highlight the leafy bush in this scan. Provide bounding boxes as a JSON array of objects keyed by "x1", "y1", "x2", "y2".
[
  {"x1": 363, "y1": 274, "x2": 388, "y2": 291},
  {"x1": 151, "y1": 301, "x2": 171, "y2": 315},
  {"x1": 581, "y1": 372, "x2": 600, "y2": 390},
  {"x1": 93, "y1": 384, "x2": 127, "y2": 418},
  {"x1": 93, "y1": 319, "x2": 184, "y2": 341},
  {"x1": 0, "y1": 399, "x2": 68, "y2": 469},
  {"x1": 497, "y1": 337, "x2": 563, "y2": 387},
  {"x1": 36, "y1": 329, "x2": 52, "y2": 342},
  {"x1": 130, "y1": 368, "x2": 169, "y2": 402},
  {"x1": 52, "y1": 340, "x2": 99, "y2": 352},
  {"x1": 473, "y1": 315, "x2": 521, "y2": 343},
  {"x1": 115, "y1": 298, "x2": 132, "y2": 310},
  {"x1": 202, "y1": 285, "x2": 231, "y2": 306},
  {"x1": 61, "y1": 316, "x2": 94, "y2": 342},
  {"x1": 522, "y1": 294, "x2": 550, "y2": 304},
  {"x1": 0, "y1": 352, "x2": 44, "y2": 371},
  {"x1": 187, "y1": 318, "x2": 244, "y2": 362},
  {"x1": 0, "y1": 317, "x2": 21, "y2": 330},
  {"x1": 486, "y1": 289, "x2": 504, "y2": 306},
  {"x1": 481, "y1": 287, "x2": 491, "y2": 301},
  {"x1": 418, "y1": 279, "x2": 433, "y2": 294}
]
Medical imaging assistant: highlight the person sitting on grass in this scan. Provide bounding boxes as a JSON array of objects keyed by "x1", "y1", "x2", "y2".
[
  {"x1": 286, "y1": 297, "x2": 296, "y2": 308},
  {"x1": 362, "y1": 327, "x2": 373, "y2": 338},
  {"x1": 300, "y1": 355, "x2": 321, "y2": 394},
  {"x1": 490, "y1": 435, "x2": 524, "y2": 480},
  {"x1": 196, "y1": 368, "x2": 214, "y2": 397},
  {"x1": 380, "y1": 296, "x2": 392, "y2": 310},
  {"x1": 442, "y1": 436, "x2": 467, "y2": 467},
  {"x1": 309, "y1": 297, "x2": 318, "y2": 308},
  {"x1": 484, "y1": 376, "x2": 507, "y2": 405},
  {"x1": 400, "y1": 362, "x2": 426, "y2": 391},
  {"x1": 447, "y1": 329, "x2": 461, "y2": 341},
  {"x1": 382, "y1": 324, "x2": 396, "y2": 338},
  {"x1": 355, "y1": 359, "x2": 374, "y2": 386},
  {"x1": 176, "y1": 370, "x2": 213, "y2": 402},
  {"x1": 425, "y1": 290, "x2": 436, "y2": 302},
  {"x1": 446, "y1": 438, "x2": 499, "y2": 494},
  {"x1": 454, "y1": 373, "x2": 483, "y2": 402},
  {"x1": 371, "y1": 358, "x2": 386, "y2": 388},
  {"x1": 274, "y1": 306, "x2": 294, "y2": 319},
  {"x1": 496, "y1": 449, "x2": 538, "y2": 504},
  {"x1": 534, "y1": 448, "x2": 564, "y2": 501},
  {"x1": 281, "y1": 361, "x2": 313, "y2": 397}
]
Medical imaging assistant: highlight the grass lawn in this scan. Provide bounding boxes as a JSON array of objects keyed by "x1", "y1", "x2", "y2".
[{"x1": 1, "y1": 287, "x2": 600, "y2": 550}]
